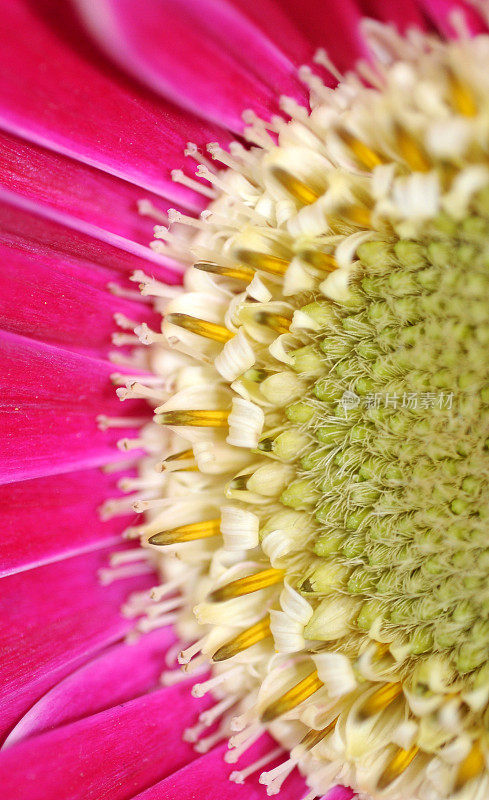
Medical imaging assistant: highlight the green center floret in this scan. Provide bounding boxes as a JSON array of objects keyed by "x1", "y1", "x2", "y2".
[{"x1": 282, "y1": 204, "x2": 489, "y2": 679}]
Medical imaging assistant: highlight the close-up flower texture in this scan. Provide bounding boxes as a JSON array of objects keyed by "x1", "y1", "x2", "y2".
[{"x1": 5, "y1": 1, "x2": 489, "y2": 799}]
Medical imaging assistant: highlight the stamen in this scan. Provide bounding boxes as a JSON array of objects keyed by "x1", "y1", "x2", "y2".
[
  {"x1": 195, "y1": 164, "x2": 238, "y2": 194},
  {"x1": 199, "y1": 695, "x2": 237, "y2": 727},
  {"x1": 147, "y1": 596, "x2": 185, "y2": 617},
  {"x1": 298, "y1": 65, "x2": 331, "y2": 102},
  {"x1": 139, "y1": 612, "x2": 179, "y2": 633},
  {"x1": 454, "y1": 741, "x2": 485, "y2": 791},
  {"x1": 242, "y1": 109, "x2": 276, "y2": 149},
  {"x1": 356, "y1": 58, "x2": 385, "y2": 91},
  {"x1": 98, "y1": 562, "x2": 155, "y2": 585},
  {"x1": 294, "y1": 719, "x2": 338, "y2": 755},
  {"x1": 212, "y1": 616, "x2": 272, "y2": 661},
  {"x1": 110, "y1": 550, "x2": 152, "y2": 567},
  {"x1": 108, "y1": 282, "x2": 152, "y2": 302},
  {"x1": 117, "y1": 437, "x2": 146, "y2": 452},
  {"x1": 194, "y1": 721, "x2": 230, "y2": 753},
  {"x1": 254, "y1": 311, "x2": 292, "y2": 335},
  {"x1": 131, "y1": 270, "x2": 183, "y2": 299},
  {"x1": 178, "y1": 637, "x2": 207, "y2": 665},
  {"x1": 299, "y1": 249, "x2": 338, "y2": 272},
  {"x1": 156, "y1": 409, "x2": 230, "y2": 427},
  {"x1": 123, "y1": 522, "x2": 148, "y2": 540},
  {"x1": 171, "y1": 169, "x2": 216, "y2": 199},
  {"x1": 121, "y1": 588, "x2": 155, "y2": 617},
  {"x1": 337, "y1": 129, "x2": 384, "y2": 170},
  {"x1": 166, "y1": 448, "x2": 194, "y2": 462},
  {"x1": 100, "y1": 494, "x2": 144, "y2": 519},
  {"x1": 157, "y1": 459, "x2": 197, "y2": 473},
  {"x1": 378, "y1": 745, "x2": 419, "y2": 790},
  {"x1": 259, "y1": 755, "x2": 296, "y2": 795},
  {"x1": 150, "y1": 585, "x2": 183, "y2": 607},
  {"x1": 114, "y1": 312, "x2": 140, "y2": 330},
  {"x1": 111, "y1": 372, "x2": 167, "y2": 387},
  {"x1": 112, "y1": 332, "x2": 140, "y2": 346},
  {"x1": 183, "y1": 720, "x2": 208, "y2": 743},
  {"x1": 374, "y1": 642, "x2": 391, "y2": 659},
  {"x1": 184, "y1": 142, "x2": 215, "y2": 169},
  {"x1": 148, "y1": 518, "x2": 221, "y2": 546},
  {"x1": 280, "y1": 96, "x2": 310, "y2": 123},
  {"x1": 270, "y1": 166, "x2": 319, "y2": 204},
  {"x1": 261, "y1": 670, "x2": 324, "y2": 723},
  {"x1": 137, "y1": 199, "x2": 168, "y2": 223},
  {"x1": 210, "y1": 568, "x2": 285, "y2": 602},
  {"x1": 341, "y1": 205, "x2": 372, "y2": 228},
  {"x1": 230, "y1": 746, "x2": 285, "y2": 785},
  {"x1": 168, "y1": 209, "x2": 210, "y2": 230},
  {"x1": 165, "y1": 313, "x2": 233, "y2": 343},
  {"x1": 132, "y1": 497, "x2": 173, "y2": 512},
  {"x1": 109, "y1": 350, "x2": 147, "y2": 368},
  {"x1": 234, "y1": 248, "x2": 289, "y2": 277},
  {"x1": 150, "y1": 238, "x2": 193, "y2": 264},
  {"x1": 117, "y1": 381, "x2": 167, "y2": 402},
  {"x1": 226, "y1": 725, "x2": 264, "y2": 763},
  {"x1": 313, "y1": 48, "x2": 343, "y2": 82},
  {"x1": 161, "y1": 664, "x2": 205, "y2": 686},
  {"x1": 117, "y1": 475, "x2": 160, "y2": 492},
  {"x1": 447, "y1": 68, "x2": 477, "y2": 117},
  {"x1": 395, "y1": 124, "x2": 431, "y2": 172},
  {"x1": 192, "y1": 667, "x2": 240, "y2": 698},
  {"x1": 358, "y1": 682, "x2": 403, "y2": 720},
  {"x1": 97, "y1": 415, "x2": 148, "y2": 430},
  {"x1": 194, "y1": 261, "x2": 255, "y2": 282},
  {"x1": 159, "y1": 448, "x2": 197, "y2": 472}
]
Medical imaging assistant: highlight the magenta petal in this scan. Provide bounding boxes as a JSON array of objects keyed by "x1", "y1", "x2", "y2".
[
  {"x1": 0, "y1": 468, "x2": 139, "y2": 577},
  {"x1": 0, "y1": 331, "x2": 147, "y2": 483},
  {"x1": 323, "y1": 788, "x2": 355, "y2": 800},
  {"x1": 130, "y1": 738, "x2": 306, "y2": 800},
  {"x1": 0, "y1": 237, "x2": 161, "y2": 356},
  {"x1": 0, "y1": 683, "x2": 211, "y2": 799},
  {"x1": 74, "y1": 0, "x2": 309, "y2": 132},
  {"x1": 358, "y1": 0, "x2": 428, "y2": 31},
  {"x1": 420, "y1": 0, "x2": 488, "y2": 35},
  {"x1": 4, "y1": 628, "x2": 174, "y2": 746},
  {"x1": 0, "y1": 0, "x2": 230, "y2": 201},
  {"x1": 276, "y1": 0, "x2": 368, "y2": 71},
  {"x1": 0, "y1": 547, "x2": 154, "y2": 741},
  {"x1": 0, "y1": 197, "x2": 179, "y2": 286},
  {"x1": 0, "y1": 130, "x2": 201, "y2": 250}
]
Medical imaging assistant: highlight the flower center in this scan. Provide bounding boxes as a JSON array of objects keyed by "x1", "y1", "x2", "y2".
[
  {"x1": 287, "y1": 224, "x2": 489, "y2": 678},
  {"x1": 124, "y1": 23, "x2": 489, "y2": 800}
]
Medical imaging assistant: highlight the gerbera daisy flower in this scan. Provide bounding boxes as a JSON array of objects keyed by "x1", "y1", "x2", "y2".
[{"x1": 2, "y1": 1, "x2": 489, "y2": 799}]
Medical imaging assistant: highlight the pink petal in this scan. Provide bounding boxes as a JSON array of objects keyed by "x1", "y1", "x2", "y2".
[
  {"x1": 4, "y1": 627, "x2": 174, "y2": 746},
  {"x1": 0, "y1": 547, "x2": 154, "y2": 741},
  {"x1": 420, "y1": 0, "x2": 488, "y2": 35},
  {"x1": 0, "y1": 468, "x2": 138, "y2": 577},
  {"x1": 357, "y1": 0, "x2": 428, "y2": 31},
  {"x1": 0, "y1": 236, "x2": 161, "y2": 356},
  {"x1": 0, "y1": 683, "x2": 211, "y2": 799},
  {"x1": 0, "y1": 0, "x2": 230, "y2": 201},
  {"x1": 0, "y1": 130, "x2": 199, "y2": 251},
  {"x1": 275, "y1": 0, "x2": 368, "y2": 71},
  {"x1": 73, "y1": 0, "x2": 309, "y2": 132},
  {"x1": 323, "y1": 788, "x2": 355, "y2": 800},
  {"x1": 130, "y1": 738, "x2": 306, "y2": 800},
  {"x1": 0, "y1": 331, "x2": 147, "y2": 483},
  {"x1": 0, "y1": 196, "x2": 179, "y2": 286}
]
